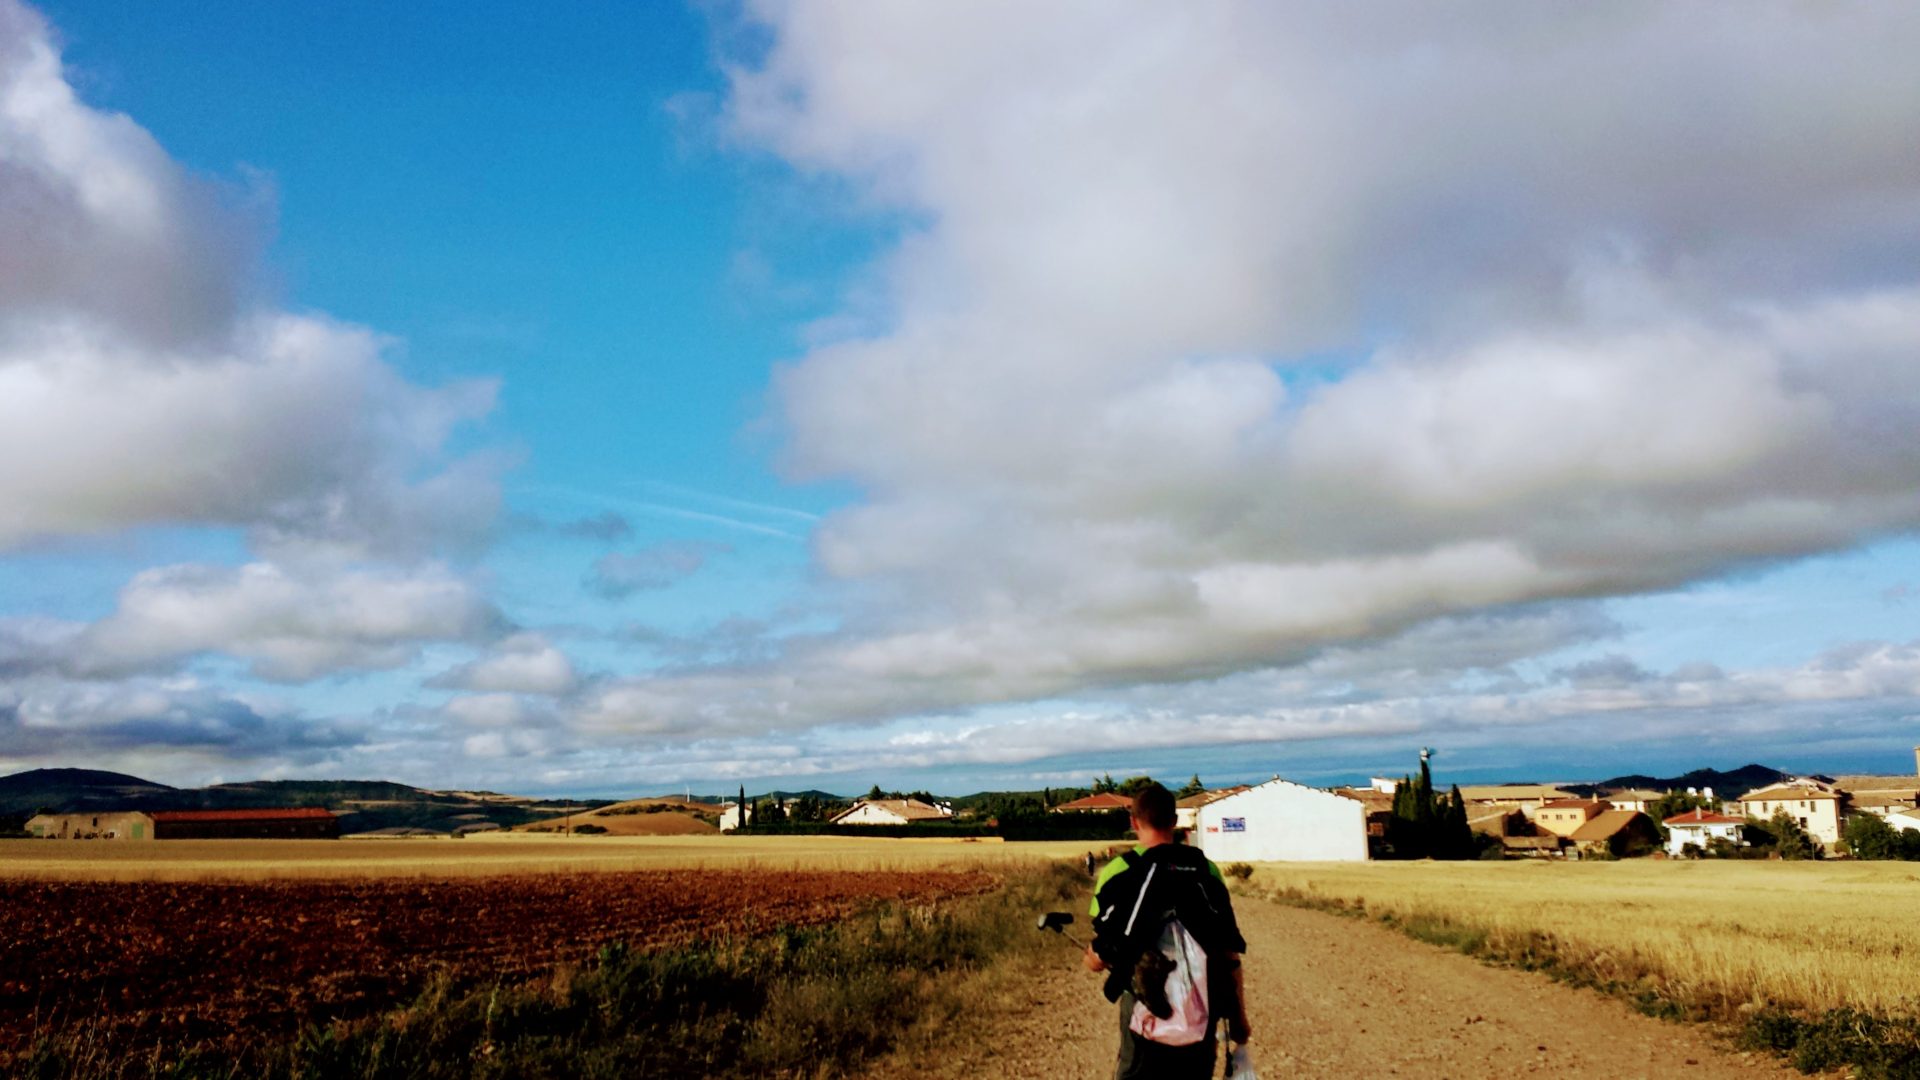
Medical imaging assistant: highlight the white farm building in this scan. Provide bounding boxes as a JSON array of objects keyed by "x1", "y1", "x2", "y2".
[
  {"x1": 830, "y1": 798, "x2": 951, "y2": 826},
  {"x1": 1192, "y1": 777, "x2": 1369, "y2": 862}
]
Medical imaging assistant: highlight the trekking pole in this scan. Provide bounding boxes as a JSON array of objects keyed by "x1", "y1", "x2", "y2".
[{"x1": 1035, "y1": 911, "x2": 1086, "y2": 949}]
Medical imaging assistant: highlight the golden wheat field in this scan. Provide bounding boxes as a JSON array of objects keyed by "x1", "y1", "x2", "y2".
[
  {"x1": 1245, "y1": 859, "x2": 1920, "y2": 1017},
  {"x1": 0, "y1": 832, "x2": 1111, "y2": 881}
]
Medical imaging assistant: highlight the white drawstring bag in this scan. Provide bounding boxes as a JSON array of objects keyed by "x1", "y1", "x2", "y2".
[
  {"x1": 1225, "y1": 1041, "x2": 1259, "y2": 1079},
  {"x1": 1128, "y1": 917, "x2": 1211, "y2": 1046}
]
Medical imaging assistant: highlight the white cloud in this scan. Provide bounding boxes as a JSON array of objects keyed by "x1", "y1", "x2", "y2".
[
  {"x1": 430, "y1": 633, "x2": 577, "y2": 696},
  {"x1": 565, "y1": 2, "x2": 1920, "y2": 738},
  {"x1": 0, "y1": 673, "x2": 357, "y2": 769},
  {"x1": 0, "y1": 1, "x2": 499, "y2": 557},
  {"x1": 9, "y1": 561, "x2": 503, "y2": 682}
]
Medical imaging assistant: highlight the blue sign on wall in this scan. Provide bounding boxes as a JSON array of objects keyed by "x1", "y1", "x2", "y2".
[{"x1": 1222, "y1": 817, "x2": 1246, "y2": 833}]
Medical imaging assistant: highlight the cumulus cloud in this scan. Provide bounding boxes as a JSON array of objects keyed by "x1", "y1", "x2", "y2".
[
  {"x1": 563, "y1": 1, "x2": 1920, "y2": 739},
  {"x1": 2, "y1": 562, "x2": 502, "y2": 682},
  {"x1": 429, "y1": 632, "x2": 577, "y2": 696},
  {"x1": 0, "y1": 675, "x2": 358, "y2": 769},
  {"x1": 586, "y1": 541, "x2": 728, "y2": 599},
  {"x1": 0, "y1": 1, "x2": 499, "y2": 557}
]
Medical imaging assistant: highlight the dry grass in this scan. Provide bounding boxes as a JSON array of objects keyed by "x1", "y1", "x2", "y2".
[
  {"x1": 1243, "y1": 859, "x2": 1920, "y2": 1017},
  {"x1": 0, "y1": 833, "x2": 1111, "y2": 882}
]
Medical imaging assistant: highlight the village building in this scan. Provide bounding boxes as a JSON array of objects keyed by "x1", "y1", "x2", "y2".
[
  {"x1": 1330, "y1": 786, "x2": 1396, "y2": 857},
  {"x1": 25, "y1": 810, "x2": 155, "y2": 840},
  {"x1": 1568, "y1": 809, "x2": 1661, "y2": 858},
  {"x1": 1048, "y1": 792, "x2": 1132, "y2": 814},
  {"x1": 1457, "y1": 785, "x2": 1573, "y2": 813},
  {"x1": 1887, "y1": 807, "x2": 1920, "y2": 835},
  {"x1": 148, "y1": 808, "x2": 339, "y2": 839},
  {"x1": 829, "y1": 798, "x2": 951, "y2": 826},
  {"x1": 1175, "y1": 786, "x2": 1249, "y2": 831},
  {"x1": 1599, "y1": 788, "x2": 1668, "y2": 814},
  {"x1": 1663, "y1": 808, "x2": 1747, "y2": 856},
  {"x1": 1831, "y1": 772, "x2": 1920, "y2": 820},
  {"x1": 1502, "y1": 834, "x2": 1565, "y2": 857},
  {"x1": 719, "y1": 797, "x2": 812, "y2": 830},
  {"x1": 1192, "y1": 777, "x2": 1369, "y2": 862},
  {"x1": 1738, "y1": 780, "x2": 1845, "y2": 848},
  {"x1": 27, "y1": 807, "x2": 339, "y2": 840},
  {"x1": 1467, "y1": 805, "x2": 1525, "y2": 839},
  {"x1": 1533, "y1": 799, "x2": 1612, "y2": 838}
]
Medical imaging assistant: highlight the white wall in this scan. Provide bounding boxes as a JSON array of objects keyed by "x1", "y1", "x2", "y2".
[
  {"x1": 1194, "y1": 779, "x2": 1368, "y2": 862},
  {"x1": 1665, "y1": 821, "x2": 1741, "y2": 856}
]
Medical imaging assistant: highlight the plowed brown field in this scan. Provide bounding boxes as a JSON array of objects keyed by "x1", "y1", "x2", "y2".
[{"x1": 0, "y1": 868, "x2": 995, "y2": 1053}]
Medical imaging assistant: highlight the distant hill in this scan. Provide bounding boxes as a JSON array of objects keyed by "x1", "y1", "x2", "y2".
[
  {"x1": 1590, "y1": 763, "x2": 1787, "y2": 799},
  {"x1": 517, "y1": 797, "x2": 720, "y2": 836},
  {"x1": 0, "y1": 769, "x2": 608, "y2": 835},
  {"x1": 0, "y1": 768, "x2": 174, "y2": 816},
  {"x1": 691, "y1": 789, "x2": 845, "y2": 803}
]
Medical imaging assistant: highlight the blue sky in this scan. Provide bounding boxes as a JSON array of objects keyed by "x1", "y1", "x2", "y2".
[{"x1": 2, "y1": 2, "x2": 1918, "y2": 796}]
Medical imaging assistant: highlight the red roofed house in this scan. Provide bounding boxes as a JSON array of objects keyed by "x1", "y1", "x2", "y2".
[
  {"x1": 148, "y1": 807, "x2": 340, "y2": 840},
  {"x1": 1050, "y1": 792, "x2": 1132, "y2": 814},
  {"x1": 1663, "y1": 808, "x2": 1745, "y2": 857}
]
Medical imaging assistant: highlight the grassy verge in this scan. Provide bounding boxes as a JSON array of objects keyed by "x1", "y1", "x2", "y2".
[
  {"x1": 1246, "y1": 879, "x2": 1920, "y2": 1080},
  {"x1": 14, "y1": 864, "x2": 1084, "y2": 1080}
]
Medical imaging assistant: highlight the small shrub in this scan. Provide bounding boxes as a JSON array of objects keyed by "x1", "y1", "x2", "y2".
[{"x1": 1223, "y1": 862, "x2": 1254, "y2": 881}]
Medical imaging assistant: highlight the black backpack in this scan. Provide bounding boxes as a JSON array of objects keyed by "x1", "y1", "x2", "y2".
[{"x1": 1090, "y1": 844, "x2": 1247, "y2": 1022}]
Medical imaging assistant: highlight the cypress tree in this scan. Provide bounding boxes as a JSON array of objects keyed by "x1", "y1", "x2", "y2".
[
  {"x1": 1411, "y1": 758, "x2": 1436, "y2": 854},
  {"x1": 1389, "y1": 775, "x2": 1418, "y2": 858},
  {"x1": 1443, "y1": 784, "x2": 1473, "y2": 859}
]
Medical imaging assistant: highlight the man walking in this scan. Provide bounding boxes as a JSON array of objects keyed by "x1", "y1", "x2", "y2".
[{"x1": 1084, "y1": 783, "x2": 1251, "y2": 1078}]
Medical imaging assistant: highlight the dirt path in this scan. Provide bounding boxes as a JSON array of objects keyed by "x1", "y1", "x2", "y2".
[{"x1": 868, "y1": 891, "x2": 1795, "y2": 1079}]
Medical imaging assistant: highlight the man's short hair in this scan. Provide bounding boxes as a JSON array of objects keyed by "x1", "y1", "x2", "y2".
[{"x1": 1131, "y1": 783, "x2": 1176, "y2": 832}]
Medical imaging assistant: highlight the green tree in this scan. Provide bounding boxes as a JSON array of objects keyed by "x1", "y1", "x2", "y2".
[
  {"x1": 866, "y1": 784, "x2": 884, "y2": 801},
  {"x1": 1387, "y1": 774, "x2": 1418, "y2": 857},
  {"x1": 1768, "y1": 808, "x2": 1820, "y2": 860},
  {"x1": 1093, "y1": 773, "x2": 1118, "y2": 794},
  {"x1": 1440, "y1": 784, "x2": 1474, "y2": 860},
  {"x1": 1117, "y1": 775, "x2": 1156, "y2": 796},
  {"x1": 1176, "y1": 775, "x2": 1206, "y2": 799},
  {"x1": 1843, "y1": 813, "x2": 1904, "y2": 860}
]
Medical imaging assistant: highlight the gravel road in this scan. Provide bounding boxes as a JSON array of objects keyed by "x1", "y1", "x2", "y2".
[{"x1": 869, "y1": 890, "x2": 1796, "y2": 1079}]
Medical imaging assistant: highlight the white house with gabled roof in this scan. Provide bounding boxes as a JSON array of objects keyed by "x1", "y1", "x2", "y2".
[{"x1": 1191, "y1": 777, "x2": 1368, "y2": 862}]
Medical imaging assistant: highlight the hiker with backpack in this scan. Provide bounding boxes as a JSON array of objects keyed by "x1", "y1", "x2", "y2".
[{"x1": 1084, "y1": 783, "x2": 1252, "y2": 1078}]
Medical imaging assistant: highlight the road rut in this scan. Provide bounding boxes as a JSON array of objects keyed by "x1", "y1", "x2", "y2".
[{"x1": 868, "y1": 889, "x2": 1794, "y2": 1079}]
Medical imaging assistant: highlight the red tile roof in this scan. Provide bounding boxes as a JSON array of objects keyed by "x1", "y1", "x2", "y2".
[
  {"x1": 1052, "y1": 793, "x2": 1132, "y2": 812},
  {"x1": 148, "y1": 807, "x2": 336, "y2": 822},
  {"x1": 1663, "y1": 808, "x2": 1745, "y2": 826}
]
